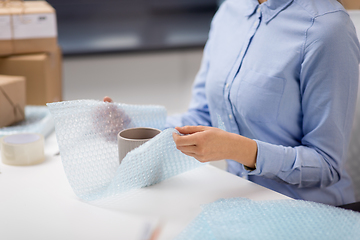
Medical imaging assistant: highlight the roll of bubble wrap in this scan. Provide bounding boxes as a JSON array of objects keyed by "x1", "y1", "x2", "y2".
[
  {"x1": 175, "y1": 198, "x2": 360, "y2": 240},
  {"x1": 47, "y1": 100, "x2": 203, "y2": 202}
]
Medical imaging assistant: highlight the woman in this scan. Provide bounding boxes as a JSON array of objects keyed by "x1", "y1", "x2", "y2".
[
  {"x1": 168, "y1": 0, "x2": 360, "y2": 206},
  {"x1": 106, "y1": 0, "x2": 359, "y2": 205}
]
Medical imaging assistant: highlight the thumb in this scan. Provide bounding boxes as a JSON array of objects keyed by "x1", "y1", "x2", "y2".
[{"x1": 175, "y1": 125, "x2": 206, "y2": 135}]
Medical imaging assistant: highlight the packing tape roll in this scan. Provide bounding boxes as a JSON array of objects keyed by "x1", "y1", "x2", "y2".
[{"x1": 0, "y1": 133, "x2": 45, "y2": 166}]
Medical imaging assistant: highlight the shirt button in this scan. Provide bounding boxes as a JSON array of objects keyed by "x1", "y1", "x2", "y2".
[
  {"x1": 225, "y1": 83, "x2": 229, "y2": 88},
  {"x1": 257, "y1": 7, "x2": 261, "y2": 13},
  {"x1": 229, "y1": 114, "x2": 233, "y2": 120}
]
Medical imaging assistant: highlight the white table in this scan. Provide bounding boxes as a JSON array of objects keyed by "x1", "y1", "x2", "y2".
[{"x1": 0, "y1": 132, "x2": 290, "y2": 240}]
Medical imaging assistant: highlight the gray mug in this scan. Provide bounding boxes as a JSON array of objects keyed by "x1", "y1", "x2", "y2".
[{"x1": 117, "y1": 127, "x2": 161, "y2": 164}]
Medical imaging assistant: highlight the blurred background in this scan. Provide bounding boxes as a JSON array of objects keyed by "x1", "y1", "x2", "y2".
[
  {"x1": 47, "y1": 0, "x2": 219, "y2": 55},
  {"x1": 48, "y1": 0, "x2": 220, "y2": 115}
]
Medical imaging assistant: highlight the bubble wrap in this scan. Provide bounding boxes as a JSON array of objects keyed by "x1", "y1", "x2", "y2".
[
  {"x1": 47, "y1": 100, "x2": 203, "y2": 202},
  {"x1": 175, "y1": 198, "x2": 360, "y2": 240},
  {"x1": 0, "y1": 106, "x2": 54, "y2": 138}
]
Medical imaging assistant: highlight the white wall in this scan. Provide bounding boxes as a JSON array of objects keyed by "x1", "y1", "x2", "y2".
[
  {"x1": 349, "y1": 10, "x2": 360, "y2": 39},
  {"x1": 63, "y1": 49, "x2": 202, "y2": 115}
]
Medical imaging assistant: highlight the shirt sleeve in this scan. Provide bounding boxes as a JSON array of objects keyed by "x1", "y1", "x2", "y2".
[{"x1": 248, "y1": 11, "x2": 360, "y2": 188}]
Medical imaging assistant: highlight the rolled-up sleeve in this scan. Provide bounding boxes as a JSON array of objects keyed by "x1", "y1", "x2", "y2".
[{"x1": 248, "y1": 12, "x2": 360, "y2": 188}]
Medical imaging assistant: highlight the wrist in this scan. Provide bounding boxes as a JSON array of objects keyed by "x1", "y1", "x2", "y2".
[{"x1": 228, "y1": 133, "x2": 258, "y2": 168}]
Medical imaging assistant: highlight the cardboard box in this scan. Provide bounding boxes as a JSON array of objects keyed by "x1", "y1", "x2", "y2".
[
  {"x1": 0, "y1": 75, "x2": 26, "y2": 128},
  {"x1": 0, "y1": 1, "x2": 57, "y2": 56},
  {"x1": 342, "y1": 0, "x2": 360, "y2": 9},
  {"x1": 0, "y1": 47, "x2": 62, "y2": 105}
]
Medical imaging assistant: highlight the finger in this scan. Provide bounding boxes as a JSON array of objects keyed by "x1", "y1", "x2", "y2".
[
  {"x1": 173, "y1": 132, "x2": 198, "y2": 146},
  {"x1": 175, "y1": 125, "x2": 206, "y2": 135},
  {"x1": 103, "y1": 96, "x2": 113, "y2": 102},
  {"x1": 176, "y1": 145, "x2": 198, "y2": 155},
  {"x1": 178, "y1": 150, "x2": 199, "y2": 159},
  {"x1": 177, "y1": 145, "x2": 208, "y2": 162}
]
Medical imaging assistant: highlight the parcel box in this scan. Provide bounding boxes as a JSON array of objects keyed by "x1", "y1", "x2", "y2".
[
  {"x1": 0, "y1": 1, "x2": 57, "y2": 56},
  {"x1": 0, "y1": 48, "x2": 62, "y2": 105},
  {"x1": 0, "y1": 75, "x2": 26, "y2": 128}
]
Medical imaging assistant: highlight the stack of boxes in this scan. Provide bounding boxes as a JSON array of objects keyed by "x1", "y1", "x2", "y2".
[{"x1": 0, "y1": 0, "x2": 62, "y2": 128}]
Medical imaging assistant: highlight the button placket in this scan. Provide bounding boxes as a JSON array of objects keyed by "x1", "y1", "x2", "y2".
[{"x1": 223, "y1": 8, "x2": 262, "y2": 134}]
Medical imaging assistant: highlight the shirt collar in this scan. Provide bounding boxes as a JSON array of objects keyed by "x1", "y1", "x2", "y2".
[
  {"x1": 245, "y1": 0, "x2": 294, "y2": 24},
  {"x1": 244, "y1": 0, "x2": 260, "y2": 17}
]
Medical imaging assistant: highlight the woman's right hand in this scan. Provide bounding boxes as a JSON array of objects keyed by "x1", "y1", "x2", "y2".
[{"x1": 97, "y1": 96, "x2": 131, "y2": 141}]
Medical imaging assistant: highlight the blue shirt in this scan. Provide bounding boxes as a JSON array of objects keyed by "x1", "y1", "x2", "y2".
[{"x1": 166, "y1": 0, "x2": 360, "y2": 206}]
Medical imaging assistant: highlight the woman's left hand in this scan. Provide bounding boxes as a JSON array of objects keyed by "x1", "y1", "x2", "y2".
[{"x1": 173, "y1": 126, "x2": 257, "y2": 167}]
